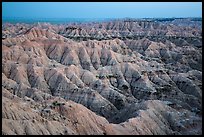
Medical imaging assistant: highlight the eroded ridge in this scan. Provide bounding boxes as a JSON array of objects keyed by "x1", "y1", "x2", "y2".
[{"x1": 2, "y1": 18, "x2": 202, "y2": 135}]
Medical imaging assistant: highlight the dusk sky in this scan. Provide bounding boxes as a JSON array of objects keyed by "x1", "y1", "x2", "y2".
[{"x1": 2, "y1": 2, "x2": 202, "y2": 19}]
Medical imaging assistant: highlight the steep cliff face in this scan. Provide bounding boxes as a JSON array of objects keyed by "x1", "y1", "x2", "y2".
[{"x1": 2, "y1": 19, "x2": 202, "y2": 135}]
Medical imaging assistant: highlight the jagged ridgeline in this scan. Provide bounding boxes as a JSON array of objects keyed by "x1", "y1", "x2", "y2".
[{"x1": 2, "y1": 18, "x2": 202, "y2": 135}]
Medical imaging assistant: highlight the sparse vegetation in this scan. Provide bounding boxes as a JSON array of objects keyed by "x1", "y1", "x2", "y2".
[{"x1": 52, "y1": 101, "x2": 65, "y2": 106}]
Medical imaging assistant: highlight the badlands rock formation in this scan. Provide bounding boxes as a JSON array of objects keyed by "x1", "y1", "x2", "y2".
[{"x1": 2, "y1": 18, "x2": 202, "y2": 135}]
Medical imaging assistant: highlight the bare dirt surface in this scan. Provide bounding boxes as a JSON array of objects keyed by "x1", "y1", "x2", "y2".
[{"x1": 2, "y1": 18, "x2": 202, "y2": 135}]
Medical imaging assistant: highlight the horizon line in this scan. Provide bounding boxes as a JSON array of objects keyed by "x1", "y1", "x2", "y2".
[{"x1": 2, "y1": 16, "x2": 202, "y2": 19}]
